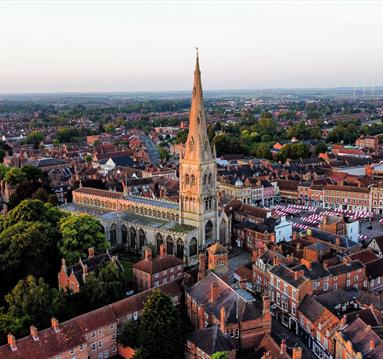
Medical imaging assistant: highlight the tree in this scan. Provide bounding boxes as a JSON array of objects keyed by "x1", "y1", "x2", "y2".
[
  {"x1": 212, "y1": 352, "x2": 229, "y2": 359},
  {"x1": 158, "y1": 146, "x2": 170, "y2": 161},
  {"x1": 23, "y1": 131, "x2": 44, "y2": 148},
  {"x1": 59, "y1": 214, "x2": 108, "y2": 264},
  {"x1": 4, "y1": 167, "x2": 26, "y2": 186},
  {"x1": 118, "y1": 319, "x2": 140, "y2": 348},
  {"x1": 21, "y1": 165, "x2": 43, "y2": 181},
  {"x1": 5, "y1": 276, "x2": 58, "y2": 330},
  {"x1": 139, "y1": 289, "x2": 182, "y2": 359},
  {"x1": 0, "y1": 164, "x2": 8, "y2": 181},
  {"x1": 174, "y1": 129, "x2": 188, "y2": 144},
  {"x1": 315, "y1": 142, "x2": 328, "y2": 155}
]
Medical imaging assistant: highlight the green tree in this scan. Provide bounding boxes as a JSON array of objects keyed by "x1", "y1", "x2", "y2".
[
  {"x1": 0, "y1": 164, "x2": 8, "y2": 181},
  {"x1": 4, "y1": 167, "x2": 26, "y2": 186},
  {"x1": 5, "y1": 276, "x2": 58, "y2": 330},
  {"x1": 23, "y1": 131, "x2": 44, "y2": 148},
  {"x1": 59, "y1": 214, "x2": 108, "y2": 264},
  {"x1": 212, "y1": 352, "x2": 229, "y2": 359},
  {"x1": 105, "y1": 122, "x2": 116, "y2": 133},
  {"x1": 174, "y1": 129, "x2": 188, "y2": 144},
  {"x1": 118, "y1": 319, "x2": 140, "y2": 348},
  {"x1": 315, "y1": 142, "x2": 328, "y2": 155},
  {"x1": 21, "y1": 165, "x2": 43, "y2": 181},
  {"x1": 158, "y1": 146, "x2": 170, "y2": 161},
  {"x1": 139, "y1": 289, "x2": 182, "y2": 359}
]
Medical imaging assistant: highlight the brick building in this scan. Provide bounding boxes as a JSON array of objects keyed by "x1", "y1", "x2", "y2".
[
  {"x1": 186, "y1": 271, "x2": 272, "y2": 350},
  {"x1": 0, "y1": 280, "x2": 183, "y2": 359},
  {"x1": 355, "y1": 135, "x2": 379, "y2": 150},
  {"x1": 133, "y1": 244, "x2": 183, "y2": 291}
]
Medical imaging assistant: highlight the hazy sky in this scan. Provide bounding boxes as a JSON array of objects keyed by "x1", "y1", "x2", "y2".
[{"x1": 1, "y1": 1, "x2": 383, "y2": 93}]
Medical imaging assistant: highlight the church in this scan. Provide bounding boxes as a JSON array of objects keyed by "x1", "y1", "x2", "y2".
[{"x1": 64, "y1": 53, "x2": 231, "y2": 265}]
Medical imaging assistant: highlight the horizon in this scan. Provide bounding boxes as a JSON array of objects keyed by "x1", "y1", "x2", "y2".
[{"x1": 1, "y1": 1, "x2": 383, "y2": 93}]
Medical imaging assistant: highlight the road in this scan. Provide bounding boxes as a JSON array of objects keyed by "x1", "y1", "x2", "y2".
[{"x1": 141, "y1": 134, "x2": 160, "y2": 165}]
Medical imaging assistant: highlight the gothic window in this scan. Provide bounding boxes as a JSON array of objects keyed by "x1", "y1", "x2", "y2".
[
  {"x1": 121, "y1": 225, "x2": 128, "y2": 245},
  {"x1": 208, "y1": 173, "x2": 212, "y2": 184},
  {"x1": 138, "y1": 229, "x2": 146, "y2": 249},
  {"x1": 189, "y1": 237, "x2": 197, "y2": 257},
  {"x1": 205, "y1": 220, "x2": 213, "y2": 243},
  {"x1": 166, "y1": 236, "x2": 173, "y2": 255},
  {"x1": 203, "y1": 174, "x2": 207, "y2": 185},
  {"x1": 110, "y1": 224, "x2": 117, "y2": 246},
  {"x1": 191, "y1": 175, "x2": 195, "y2": 185},
  {"x1": 129, "y1": 227, "x2": 136, "y2": 248},
  {"x1": 220, "y1": 219, "x2": 227, "y2": 244},
  {"x1": 176, "y1": 238, "x2": 184, "y2": 259},
  {"x1": 185, "y1": 174, "x2": 190, "y2": 185},
  {"x1": 156, "y1": 233, "x2": 164, "y2": 254}
]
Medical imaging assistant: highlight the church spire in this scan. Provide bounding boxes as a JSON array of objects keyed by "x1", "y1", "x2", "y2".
[{"x1": 184, "y1": 49, "x2": 212, "y2": 162}]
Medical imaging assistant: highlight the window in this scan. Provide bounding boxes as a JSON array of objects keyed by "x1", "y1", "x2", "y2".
[
  {"x1": 98, "y1": 329, "x2": 103, "y2": 335},
  {"x1": 292, "y1": 303, "x2": 296, "y2": 315},
  {"x1": 91, "y1": 331, "x2": 96, "y2": 339},
  {"x1": 313, "y1": 281, "x2": 319, "y2": 290},
  {"x1": 110, "y1": 324, "x2": 114, "y2": 330},
  {"x1": 155, "y1": 281, "x2": 159, "y2": 287},
  {"x1": 300, "y1": 316, "x2": 304, "y2": 325},
  {"x1": 154, "y1": 273, "x2": 159, "y2": 278},
  {"x1": 324, "y1": 283, "x2": 329, "y2": 291},
  {"x1": 112, "y1": 346, "x2": 117, "y2": 353},
  {"x1": 79, "y1": 344, "x2": 85, "y2": 351},
  {"x1": 276, "y1": 293, "x2": 280, "y2": 305},
  {"x1": 364, "y1": 280, "x2": 368, "y2": 287},
  {"x1": 127, "y1": 313, "x2": 132, "y2": 320},
  {"x1": 104, "y1": 351, "x2": 109, "y2": 359},
  {"x1": 92, "y1": 343, "x2": 97, "y2": 351},
  {"x1": 316, "y1": 331, "x2": 321, "y2": 342},
  {"x1": 324, "y1": 338, "x2": 328, "y2": 349},
  {"x1": 98, "y1": 340, "x2": 102, "y2": 348},
  {"x1": 112, "y1": 334, "x2": 116, "y2": 340},
  {"x1": 276, "y1": 279, "x2": 280, "y2": 289},
  {"x1": 292, "y1": 289, "x2": 296, "y2": 300},
  {"x1": 70, "y1": 349, "x2": 75, "y2": 355},
  {"x1": 162, "y1": 270, "x2": 167, "y2": 276},
  {"x1": 133, "y1": 311, "x2": 138, "y2": 320},
  {"x1": 170, "y1": 267, "x2": 174, "y2": 273},
  {"x1": 346, "y1": 280, "x2": 351, "y2": 287},
  {"x1": 333, "y1": 284, "x2": 338, "y2": 290}
]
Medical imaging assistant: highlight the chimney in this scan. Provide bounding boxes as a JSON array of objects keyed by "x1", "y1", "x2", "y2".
[
  {"x1": 198, "y1": 252, "x2": 206, "y2": 281},
  {"x1": 61, "y1": 258, "x2": 67, "y2": 271},
  {"x1": 82, "y1": 264, "x2": 88, "y2": 283},
  {"x1": 7, "y1": 334, "x2": 16, "y2": 351},
  {"x1": 51, "y1": 317, "x2": 59, "y2": 333},
  {"x1": 294, "y1": 270, "x2": 304, "y2": 280},
  {"x1": 159, "y1": 243, "x2": 166, "y2": 258},
  {"x1": 341, "y1": 314, "x2": 347, "y2": 327},
  {"x1": 30, "y1": 325, "x2": 38, "y2": 341},
  {"x1": 370, "y1": 339, "x2": 375, "y2": 351},
  {"x1": 272, "y1": 256, "x2": 280, "y2": 267},
  {"x1": 210, "y1": 282, "x2": 219, "y2": 302},
  {"x1": 88, "y1": 247, "x2": 95, "y2": 258},
  {"x1": 263, "y1": 295, "x2": 270, "y2": 315},
  {"x1": 292, "y1": 347, "x2": 302, "y2": 359},
  {"x1": 252, "y1": 249, "x2": 259, "y2": 262},
  {"x1": 280, "y1": 339, "x2": 287, "y2": 354},
  {"x1": 239, "y1": 278, "x2": 247, "y2": 289},
  {"x1": 335, "y1": 238, "x2": 341, "y2": 246},
  {"x1": 220, "y1": 306, "x2": 226, "y2": 333},
  {"x1": 144, "y1": 247, "x2": 152, "y2": 261}
]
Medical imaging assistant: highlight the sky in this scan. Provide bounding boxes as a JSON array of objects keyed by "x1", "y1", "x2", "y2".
[{"x1": 1, "y1": 0, "x2": 383, "y2": 93}]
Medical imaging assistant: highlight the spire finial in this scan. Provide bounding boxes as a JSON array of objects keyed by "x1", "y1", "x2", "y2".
[{"x1": 196, "y1": 47, "x2": 199, "y2": 58}]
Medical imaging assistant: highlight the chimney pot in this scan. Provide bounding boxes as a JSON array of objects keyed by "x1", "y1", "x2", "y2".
[
  {"x1": 30, "y1": 325, "x2": 38, "y2": 341},
  {"x1": 159, "y1": 243, "x2": 166, "y2": 257},
  {"x1": 51, "y1": 317, "x2": 59, "y2": 333},
  {"x1": 280, "y1": 339, "x2": 287, "y2": 354},
  {"x1": 144, "y1": 247, "x2": 153, "y2": 261},
  {"x1": 220, "y1": 306, "x2": 226, "y2": 333},
  {"x1": 7, "y1": 334, "x2": 17, "y2": 351},
  {"x1": 292, "y1": 347, "x2": 302, "y2": 359},
  {"x1": 370, "y1": 339, "x2": 375, "y2": 351}
]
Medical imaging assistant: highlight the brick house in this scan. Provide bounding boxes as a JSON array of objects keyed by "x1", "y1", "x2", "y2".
[
  {"x1": 327, "y1": 259, "x2": 366, "y2": 291},
  {"x1": 334, "y1": 317, "x2": 383, "y2": 359},
  {"x1": 133, "y1": 244, "x2": 183, "y2": 291},
  {"x1": 0, "y1": 280, "x2": 183, "y2": 358},
  {"x1": 186, "y1": 271, "x2": 272, "y2": 350},
  {"x1": 186, "y1": 325, "x2": 237, "y2": 359},
  {"x1": 58, "y1": 248, "x2": 123, "y2": 293},
  {"x1": 355, "y1": 135, "x2": 379, "y2": 150},
  {"x1": 233, "y1": 221, "x2": 276, "y2": 251},
  {"x1": 206, "y1": 242, "x2": 229, "y2": 280},
  {"x1": 320, "y1": 215, "x2": 346, "y2": 236},
  {"x1": 298, "y1": 295, "x2": 341, "y2": 359},
  {"x1": 268, "y1": 263, "x2": 313, "y2": 334}
]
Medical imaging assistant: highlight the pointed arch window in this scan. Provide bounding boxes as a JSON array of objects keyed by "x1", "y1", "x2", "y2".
[
  {"x1": 191, "y1": 175, "x2": 196, "y2": 185},
  {"x1": 208, "y1": 173, "x2": 212, "y2": 184},
  {"x1": 185, "y1": 174, "x2": 190, "y2": 185},
  {"x1": 203, "y1": 174, "x2": 208, "y2": 185}
]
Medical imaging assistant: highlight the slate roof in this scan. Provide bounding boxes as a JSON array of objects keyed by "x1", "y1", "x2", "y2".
[
  {"x1": 365, "y1": 258, "x2": 383, "y2": 280},
  {"x1": 133, "y1": 254, "x2": 182, "y2": 274},
  {"x1": 187, "y1": 326, "x2": 237, "y2": 355},
  {"x1": 186, "y1": 272, "x2": 262, "y2": 324},
  {"x1": 340, "y1": 317, "x2": 383, "y2": 358},
  {"x1": 270, "y1": 264, "x2": 310, "y2": 289},
  {"x1": 328, "y1": 260, "x2": 364, "y2": 276}
]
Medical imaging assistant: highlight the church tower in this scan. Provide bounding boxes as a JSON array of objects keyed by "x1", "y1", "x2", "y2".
[{"x1": 179, "y1": 51, "x2": 218, "y2": 248}]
